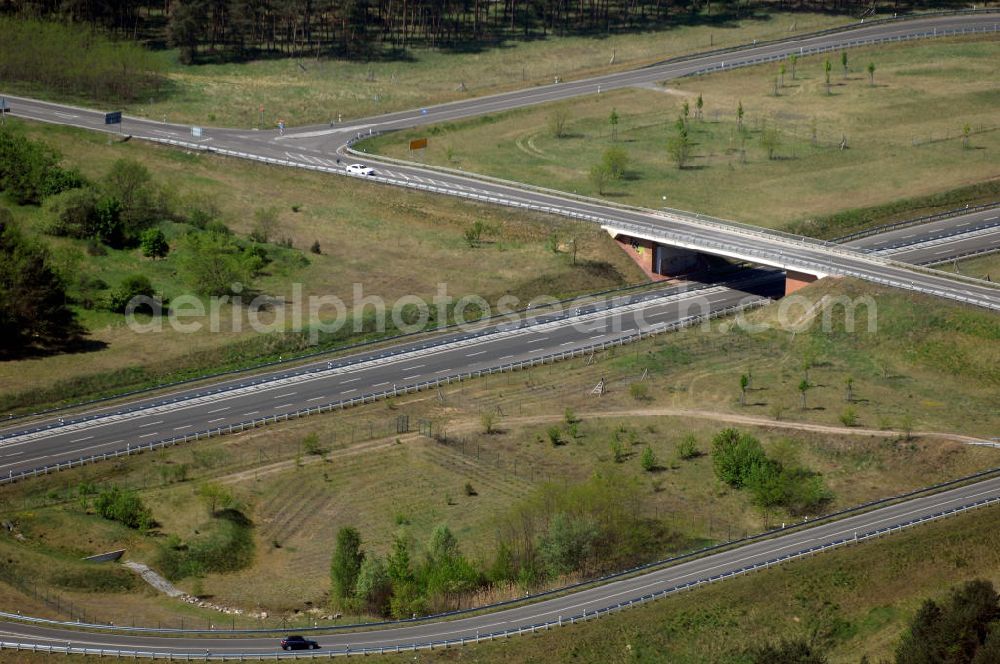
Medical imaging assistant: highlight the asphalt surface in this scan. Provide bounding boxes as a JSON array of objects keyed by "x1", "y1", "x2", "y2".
[
  {"x1": 1, "y1": 474, "x2": 998, "y2": 656},
  {"x1": 0, "y1": 12, "x2": 999, "y2": 655},
  {"x1": 4, "y1": 14, "x2": 999, "y2": 312},
  {"x1": 0, "y1": 272, "x2": 782, "y2": 476},
  {"x1": 0, "y1": 199, "x2": 993, "y2": 479}
]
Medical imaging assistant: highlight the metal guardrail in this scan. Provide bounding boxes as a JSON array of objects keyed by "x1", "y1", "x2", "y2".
[
  {"x1": 0, "y1": 276, "x2": 694, "y2": 427},
  {"x1": 0, "y1": 298, "x2": 767, "y2": 486},
  {"x1": 872, "y1": 223, "x2": 1000, "y2": 253},
  {"x1": 831, "y1": 202, "x2": 1000, "y2": 243},
  {"x1": 133, "y1": 138, "x2": 1000, "y2": 312},
  {"x1": 0, "y1": 279, "x2": 742, "y2": 444},
  {"x1": 920, "y1": 245, "x2": 1000, "y2": 267},
  {"x1": 4, "y1": 462, "x2": 998, "y2": 637},
  {"x1": 1, "y1": 495, "x2": 996, "y2": 658}
]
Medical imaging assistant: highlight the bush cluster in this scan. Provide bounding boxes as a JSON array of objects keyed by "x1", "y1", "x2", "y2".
[
  {"x1": 711, "y1": 428, "x2": 832, "y2": 515},
  {"x1": 93, "y1": 486, "x2": 154, "y2": 530}
]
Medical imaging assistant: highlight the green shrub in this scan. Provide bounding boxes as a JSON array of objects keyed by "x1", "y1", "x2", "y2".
[
  {"x1": 155, "y1": 515, "x2": 254, "y2": 581},
  {"x1": 107, "y1": 274, "x2": 155, "y2": 313},
  {"x1": 640, "y1": 446, "x2": 658, "y2": 472},
  {"x1": 93, "y1": 486, "x2": 153, "y2": 530},
  {"x1": 53, "y1": 566, "x2": 136, "y2": 592},
  {"x1": 677, "y1": 434, "x2": 700, "y2": 460}
]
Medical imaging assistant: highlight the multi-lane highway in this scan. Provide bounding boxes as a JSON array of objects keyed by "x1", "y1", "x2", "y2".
[
  {"x1": 1, "y1": 11, "x2": 999, "y2": 657},
  {"x1": 0, "y1": 206, "x2": 991, "y2": 481},
  {"x1": 5, "y1": 14, "x2": 999, "y2": 312},
  {"x1": 0, "y1": 271, "x2": 781, "y2": 478}
]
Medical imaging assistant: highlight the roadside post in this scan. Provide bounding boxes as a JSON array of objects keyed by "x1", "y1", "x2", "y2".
[{"x1": 0, "y1": 97, "x2": 9, "y2": 125}]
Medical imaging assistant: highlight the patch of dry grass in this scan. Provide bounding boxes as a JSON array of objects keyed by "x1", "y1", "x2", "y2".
[
  {"x1": 0, "y1": 120, "x2": 643, "y2": 409},
  {"x1": 132, "y1": 12, "x2": 853, "y2": 128},
  {"x1": 367, "y1": 36, "x2": 1000, "y2": 232}
]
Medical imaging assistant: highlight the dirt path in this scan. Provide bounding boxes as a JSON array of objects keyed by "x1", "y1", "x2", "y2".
[
  {"x1": 581, "y1": 408, "x2": 993, "y2": 445},
  {"x1": 446, "y1": 406, "x2": 995, "y2": 446},
  {"x1": 213, "y1": 405, "x2": 994, "y2": 485},
  {"x1": 216, "y1": 433, "x2": 423, "y2": 485}
]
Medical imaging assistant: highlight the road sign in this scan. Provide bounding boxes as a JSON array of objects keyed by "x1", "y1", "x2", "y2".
[
  {"x1": 191, "y1": 127, "x2": 203, "y2": 138},
  {"x1": 0, "y1": 98, "x2": 9, "y2": 113},
  {"x1": 409, "y1": 137, "x2": 428, "y2": 151},
  {"x1": 104, "y1": 111, "x2": 122, "y2": 125}
]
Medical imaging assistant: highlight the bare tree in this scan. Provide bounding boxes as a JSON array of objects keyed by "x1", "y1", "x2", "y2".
[{"x1": 548, "y1": 107, "x2": 570, "y2": 138}]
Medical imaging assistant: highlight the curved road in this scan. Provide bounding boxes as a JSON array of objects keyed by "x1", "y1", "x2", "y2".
[
  {"x1": 0, "y1": 475, "x2": 998, "y2": 657},
  {"x1": 1, "y1": 11, "x2": 999, "y2": 657}
]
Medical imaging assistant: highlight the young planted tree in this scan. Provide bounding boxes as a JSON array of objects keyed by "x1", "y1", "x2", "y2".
[
  {"x1": 736, "y1": 100, "x2": 745, "y2": 132},
  {"x1": 739, "y1": 373, "x2": 749, "y2": 406},
  {"x1": 667, "y1": 117, "x2": 693, "y2": 169},
  {"x1": 788, "y1": 53, "x2": 798, "y2": 80},
  {"x1": 695, "y1": 94, "x2": 704, "y2": 120},
  {"x1": 480, "y1": 411, "x2": 498, "y2": 434},
  {"x1": 841, "y1": 50, "x2": 848, "y2": 75},
  {"x1": 602, "y1": 146, "x2": 629, "y2": 180},
  {"x1": 867, "y1": 61, "x2": 876, "y2": 86},
  {"x1": 548, "y1": 107, "x2": 570, "y2": 138},
  {"x1": 963, "y1": 124, "x2": 972, "y2": 149},
  {"x1": 640, "y1": 446, "x2": 658, "y2": 472},
  {"x1": 608, "y1": 107, "x2": 619, "y2": 142},
  {"x1": 589, "y1": 163, "x2": 610, "y2": 195},
  {"x1": 759, "y1": 123, "x2": 781, "y2": 160},
  {"x1": 677, "y1": 434, "x2": 699, "y2": 460},
  {"x1": 824, "y1": 58, "x2": 832, "y2": 94},
  {"x1": 196, "y1": 482, "x2": 233, "y2": 516},
  {"x1": 798, "y1": 379, "x2": 811, "y2": 410},
  {"x1": 681, "y1": 99, "x2": 690, "y2": 121},
  {"x1": 844, "y1": 376, "x2": 854, "y2": 403},
  {"x1": 140, "y1": 227, "x2": 169, "y2": 259},
  {"x1": 779, "y1": 63, "x2": 786, "y2": 88}
]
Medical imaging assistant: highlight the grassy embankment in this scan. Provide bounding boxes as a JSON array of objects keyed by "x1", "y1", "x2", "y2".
[
  {"x1": 0, "y1": 278, "x2": 996, "y2": 628},
  {"x1": 942, "y1": 250, "x2": 1000, "y2": 280},
  {"x1": 1, "y1": 505, "x2": 998, "y2": 663},
  {"x1": 365, "y1": 36, "x2": 1000, "y2": 237},
  {"x1": 0, "y1": 12, "x2": 853, "y2": 128},
  {"x1": 0, "y1": 119, "x2": 644, "y2": 414}
]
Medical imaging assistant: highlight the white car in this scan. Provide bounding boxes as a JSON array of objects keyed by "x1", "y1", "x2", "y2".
[{"x1": 345, "y1": 163, "x2": 376, "y2": 176}]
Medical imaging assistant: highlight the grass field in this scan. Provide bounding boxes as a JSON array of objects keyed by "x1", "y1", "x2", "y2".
[
  {"x1": 1, "y1": 277, "x2": 996, "y2": 628},
  {"x1": 0, "y1": 119, "x2": 644, "y2": 413},
  {"x1": 76, "y1": 12, "x2": 856, "y2": 129},
  {"x1": 365, "y1": 36, "x2": 1000, "y2": 235},
  {"x1": 939, "y1": 250, "x2": 1000, "y2": 281}
]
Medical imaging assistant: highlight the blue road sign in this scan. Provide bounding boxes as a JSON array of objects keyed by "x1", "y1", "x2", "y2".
[
  {"x1": 104, "y1": 111, "x2": 122, "y2": 125},
  {"x1": 0, "y1": 97, "x2": 9, "y2": 113}
]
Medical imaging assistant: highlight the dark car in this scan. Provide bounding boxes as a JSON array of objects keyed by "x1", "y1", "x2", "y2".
[{"x1": 280, "y1": 635, "x2": 319, "y2": 650}]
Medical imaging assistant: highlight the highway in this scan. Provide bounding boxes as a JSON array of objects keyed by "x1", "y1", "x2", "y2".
[
  {"x1": 4, "y1": 15, "x2": 999, "y2": 312},
  {"x1": 0, "y1": 207, "x2": 992, "y2": 481},
  {"x1": 0, "y1": 11, "x2": 998, "y2": 657},
  {"x1": 0, "y1": 473, "x2": 998, "y2": 657}
]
